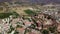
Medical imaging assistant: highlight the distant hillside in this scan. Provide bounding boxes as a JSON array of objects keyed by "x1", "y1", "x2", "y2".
[{"x1": 0, "y1": 0, "x2": 60, "y2": 4}]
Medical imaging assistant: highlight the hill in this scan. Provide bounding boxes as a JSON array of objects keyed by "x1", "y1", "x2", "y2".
[{"x1": 0, "y1": 0, "x2": 60, "y2": 4}]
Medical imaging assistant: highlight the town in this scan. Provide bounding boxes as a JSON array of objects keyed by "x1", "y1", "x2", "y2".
[{"x1": 0, "y1": 1, "x2": 60, "y2": 34}]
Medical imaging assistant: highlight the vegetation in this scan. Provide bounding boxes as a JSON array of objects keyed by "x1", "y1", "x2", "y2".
[
  {"x1": 26, "y1": 18, "x2": 31, "y2": 22},
  {"x1": 16, "y1": 25, "x2": 23, "y2": 28},
  {"x1": 48, "y1": 26, "x2": 57, "y2": 33},
  {"x1": 42, "y1": 29, "x2": 49, "y2": 34},
  {"x1": 0, "y1": 11, "x2": 19, "y2": 19},
  {"x1": 12, "y1": 11, "x2": 19, "y2": 16},
  {"x1": 32, "y1": 18, "x2": 38, "y2": 27},
  {"x1": 14, "y1": 30, "x2": 19, "y2": 34},
  {"x1": 24, "y1": 9, "x2": 36, "y2": 15},
  {"x1": 10, "y1": 11, "x2": 19, "y2": 18},
  {"x1": 8, "y1": 25, "x2": 14, "y2": 33},
  {"x1": 30, "y1": 24, "x2": 36, "y2": 29},
  {"x1": 0, "y1": 33, "x2": 1, "y2": 34},
  {"x1": 24, "y1": 28, "x2": 31, "y2": 34},
  {"x1": 17, "y1": 21, "x2": 25, "y2": 25},
  {"x1": 0, "y1": 13, "x2": 12, "y2": 19}
]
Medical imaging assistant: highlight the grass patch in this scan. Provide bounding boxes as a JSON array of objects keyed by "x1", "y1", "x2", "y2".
[
  {"x1": 0, "y1": 11, "x2": 19, "y2": 19},
  {"x1": 0, "y1": 13, "x2": 12, "y2": 19},
  {"x1": 11, "y1": 11, "x2": 19, "y2": 16},
  {"x1": 24, "y1": 9, "x2": 36, "y2": 15}
]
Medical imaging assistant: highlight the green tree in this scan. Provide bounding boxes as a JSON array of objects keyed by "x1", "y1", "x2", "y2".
[
  {"x1": 42, "y1": 29, "x2": 49, "y2": 34},
  {"x1": 24, "y1": 28, "x2": 31, "y2": 34},
  {"x1": 48, "y1": 26, "x2": 57, "y2": 33},
  {"x1": 8, "y1": 25, "x2": 14, "y2": 33},
  {"x1": 14, "y1": 30, "x2": 19, "y2": 34}
]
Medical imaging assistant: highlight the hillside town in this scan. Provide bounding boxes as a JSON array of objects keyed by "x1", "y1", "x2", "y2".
[{"x1": 0, "y1": 1, "x2": 60, "y2": 34}]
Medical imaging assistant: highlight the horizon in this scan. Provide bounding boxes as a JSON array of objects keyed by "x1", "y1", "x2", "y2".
[{"x1": 0, "y1": 0, "x2": 60, "y2": 4}]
